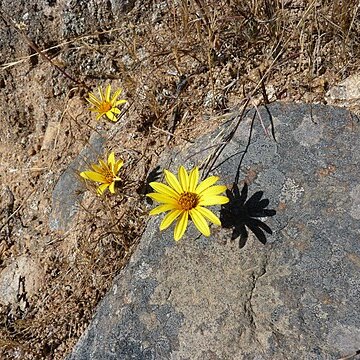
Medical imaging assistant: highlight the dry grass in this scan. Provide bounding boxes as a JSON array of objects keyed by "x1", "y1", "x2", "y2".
[{"x1": 1, "y1": 0, "x2": 360, "y2": 358}]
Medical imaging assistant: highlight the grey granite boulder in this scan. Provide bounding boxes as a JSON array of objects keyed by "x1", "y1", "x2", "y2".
[
  {"x1": 68, "y1": 103, "x2": 360, "y2": 360},
  {"x1": 50, "y1": 132, "x2": 105, "y2": 232}
]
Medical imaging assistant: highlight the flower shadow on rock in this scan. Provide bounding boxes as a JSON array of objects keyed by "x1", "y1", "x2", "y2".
[
  {"x1": 220, "y1": 182, "x2": 276, "y2": 248},
  {"x1": 137, "y1": 166, "x2": 162, "y2": 204}
]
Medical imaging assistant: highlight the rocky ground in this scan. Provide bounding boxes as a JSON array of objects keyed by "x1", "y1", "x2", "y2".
[{"x1": 1, "y1": 1, "x2": 360, "y2": 359}]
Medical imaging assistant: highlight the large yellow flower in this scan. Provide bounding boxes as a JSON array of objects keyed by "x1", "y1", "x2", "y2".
[
  {"x1": 86, "y1": 84, "x2": 127, "y2": 122},
  {"x1": 147, "y1": 166, "x2": 229, "y2": 241},
  {"x1": 80, "y1": 152, "x2": 123, "y2": 195}
]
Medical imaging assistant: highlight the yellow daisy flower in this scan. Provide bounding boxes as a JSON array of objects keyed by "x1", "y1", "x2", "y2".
[
  {"x1": 86, "y1": 84, "x2": 127, "y2": 122},
  {"x1": 80, "y1": 152, "x2": 123, "y2": 195},
  {"x1": 147, "y1": 166, "x2": 229, "y2": 241}
]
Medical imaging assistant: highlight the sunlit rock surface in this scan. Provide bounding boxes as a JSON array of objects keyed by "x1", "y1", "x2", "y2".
[{"x1": 68, "y1": 103, "x2": 360, "y2": 360}]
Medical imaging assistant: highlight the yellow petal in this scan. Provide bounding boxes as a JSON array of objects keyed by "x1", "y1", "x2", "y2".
[
  {"x1": 195, "y1": 176, "x2": 219, "y2": 194},
  {"x1": 199, "y1": 185, "x2": 227, "y2": 197},
  {"x1": 106, "y1": 111, "x2": 118, "y2": 122},
  {"x1": 195, "y1": 206, "x2": 221, "y2": 225},
  {"x1": 89, "y1": 92, "x2": 100, "y2": 100},
  {"x1": 99, "y1": 159, "x2": 108, "y2": 170},
  {"x1": 114, "y1": 99, "x2": 127, "y2": 107},
  {"x1": 174, "y1": 211, "x2": 188, "y2": 241},
  {"x1": 108, "y1": 152, "x2": 115, "y2": 167},
  {"x1": 87, "y1": 93, "x2": 101, "y2": 105},
  {"x1": 109, "y1": 181, "x2": 116, "y2": 193},
  {"x1": 190, "y1": 208, "x2": 210, "y2": 236},
  {"x1": 147, "y1": 193, "x2": 179, "y2": 205},
  {"x1": 105, "y1": 84, "x2": 111, "y2": 102},
  {"x1": 150, "y1": 203, "x2": 176, "y2": 215},
  {"x1": 160, "y1": 209, "x2": 182, "y2": 230},
  {"x1": 91, "y1": 164, "x2": 102, "y2": 172},
  {"x1": 111, "y1": 88, "x2": 122, "y2": 103},
  {"x1": 97, "y1": 183, "x2": 109, "y2": 195},
  {"x1": 164, "y1": 169, "x2": 182, "y2": 194},
  {"x1": 114, "y1": 159, "x2": 124, "y2": 174},
  {"x1": 80, "y1": 171, "x2": 89, "y2": 179},
  {"x1": 178, "y1": 166, "x2": 189, "y2": 192},
  {"x1": 149, "y1": 182, "x2": 180, "y2": 199},
  {"x1": 188, "y1": 167, "x2": 199, "y2": 192},
  {"x1": 198, "y1": 195, "x2": 229, "y2": 206},
  {"x1": 112, "y1": 107, "x2": 121, "y2": 114},
  {"x1": 96, "y1": 113, "x2": 104, "y2": 120},
  {"x1": 98, "y1": 86, "x2": 105, "y2": 101},
  {"x1": 80, "y1": 171, "x2": 107, "y2": 183}
]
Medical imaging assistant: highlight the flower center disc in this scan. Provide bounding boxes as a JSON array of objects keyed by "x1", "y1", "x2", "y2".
[
  {"x1": 103, "y1": 167, "x2": 115, "y2": 183},
  {"x1": 178, "y1": 192, "x2": 199, "y2": 211},
  {"x1": 99, "y1": 101, "x2": 112, "y2": 113}
]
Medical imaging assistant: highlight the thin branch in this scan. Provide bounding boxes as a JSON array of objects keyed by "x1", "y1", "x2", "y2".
[{"x1": 0, "y1": 9, "x2": 89, "y2": 90}]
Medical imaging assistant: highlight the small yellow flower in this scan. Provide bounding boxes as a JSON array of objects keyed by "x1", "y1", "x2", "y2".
[
  {"x1": 147, "y1": 166, "x2": 229, "y2": 241},
  {"x1": 86, "y1": 84, "x2": 127, "y2": 122},
  {"x1": 80, "y1": 152, "x2": 123, "y2": 195}
]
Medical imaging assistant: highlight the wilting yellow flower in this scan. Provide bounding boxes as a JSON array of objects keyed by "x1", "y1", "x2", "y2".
[
  {"x1": 147, "y1": 166, "x2": 229, "y2": 241},
  {"x1": 80, "y1": 152, "x2": 123, "y2": 195},
  {"x1": 86, "y1": 84, "x2": 127, "y2": 122}
]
